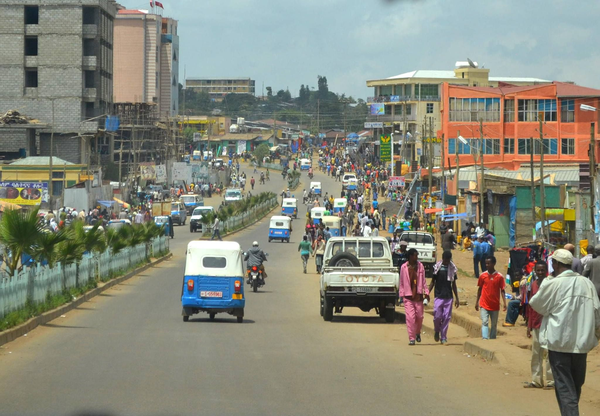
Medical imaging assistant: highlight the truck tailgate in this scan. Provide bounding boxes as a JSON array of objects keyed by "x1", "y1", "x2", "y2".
[{"x1": 322, "y1": 269, "x2": 399, "y2": 292}]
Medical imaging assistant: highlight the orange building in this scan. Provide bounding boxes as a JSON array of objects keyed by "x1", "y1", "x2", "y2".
[{"x1": 440, "y1": 82, "x2": 600, "y2": 170}]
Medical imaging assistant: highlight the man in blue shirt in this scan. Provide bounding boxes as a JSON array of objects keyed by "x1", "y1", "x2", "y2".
[{"x1": 473, "y1": 237, "x2": 482, "y2": 278}]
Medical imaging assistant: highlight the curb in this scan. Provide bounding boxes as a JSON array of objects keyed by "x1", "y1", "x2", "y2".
[
  {"x1": 397, "y1": 308, "x2": 506, "y2": 366},
  {"x1": 0, "y1": 253, "x2": 173, "y2": 348},
  {"x1": 424, "y1": 309, "x2": 506, "y2": 339}
]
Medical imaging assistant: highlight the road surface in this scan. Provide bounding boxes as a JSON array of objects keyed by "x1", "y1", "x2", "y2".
[{"x1": 0, "y1": 164, "x2": 591, "y2": 415}]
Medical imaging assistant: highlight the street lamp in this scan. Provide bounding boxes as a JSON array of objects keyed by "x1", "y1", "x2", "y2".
[
  {"x1": 390, "y1": 130, "x2": 400, "y2": 177},
  {"x1": 580, "y1": 104, "x2": 598, "y2": 235}
]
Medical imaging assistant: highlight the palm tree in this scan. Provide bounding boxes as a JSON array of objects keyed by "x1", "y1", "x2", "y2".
[
  {"x1": 32, "y1": 229, "x2": 68, "y2": 269},
  {"x1": 141, "y1": 222, "x2": 161, "y2": 259},
  {"x1": 199, "y1": 211, "x2": 215, "y2": 236},
  {"x1": 0, "y1": 208, "x2": 44, "y2": 275},
  {"x1": 72, "y1": 221, "x2": 106, "y2": 255},
  {"x1": 55, "y1": 233, "x2": 85, "y2": 290},
  {"x1": 105, "y1": 227, "x2": 127, "y2": 255}
]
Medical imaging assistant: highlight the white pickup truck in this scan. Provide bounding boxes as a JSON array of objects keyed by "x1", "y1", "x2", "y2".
[
  {"x1": 320, "y1": 237, "x2": 398, "y2": 322},
  {"x1": 398, "y1": 231, "x2": 437, "y2": 277}
]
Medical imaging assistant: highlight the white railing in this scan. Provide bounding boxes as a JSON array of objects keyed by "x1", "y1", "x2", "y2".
[
  {"x1": 222, "y1": 197, "x2": 278, "y2": 233},
  {"x1": 0, "y1": 236, "x2": 169, "y2": 319}
]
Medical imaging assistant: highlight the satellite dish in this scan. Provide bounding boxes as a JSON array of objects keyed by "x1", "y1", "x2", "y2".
[
  {"x1": 458, "y1": 135, "x2": 468, "y2": 145},
  {"x1": 467, "y1": 58, "x2": 477, "y2": 68}
]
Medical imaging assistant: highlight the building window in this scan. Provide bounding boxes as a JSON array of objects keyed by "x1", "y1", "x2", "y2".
[
  {"x1": 419, "y1": 84, "x2": 439, "y2": 100},
  {"x1": 561, "y1": 138, "x2": 575, "y2": 155},
  {"x1": 25, "y1": 68, "x2": 38, "y2": 87},
  {"x1": 449, "y1": 138, "x2": 475, "y2": 154},
  {"x1": 82, "y1": 7, "x2": 96, "y2": 24},
  {"x1": 561, "y1": 99, "x2": 575, "y2": 123},
  {"x1": 24, "y1": 5, "x2": 39, "y2": 24},
  {"x1": 518, "y1": 99, "x2": 557, "y2": 122},
  {"x1": 517, "y1": 138, "x2": 558, "y2": 155},
  {"x1": 384, "y1": 104, "x2": 392, "y2": 115},
  {"x1": 483, "y1": 138, "x2": 501, "y2": 154},
  {"x1": 379, "y1": 86, "x2": 393, "y2": 96},
  {"x1": 405, "y1": 84, "x2": 412, "y2": 97},
  {"x1": 426, "y1": 103, "x2": 434, "y2": 114},
  {"x1": 448, "y1": 138, "x2": 455, "y2": 154},
  {"x1": 84, "y1": 70, "x2": 95, "y2": 88},
  {"x1": 449, "y1": 97, "x2": 500, "y2": 122},
  {"x1": 24, "y1": 36, "x2": 38, "y2": 56},
  {"x1": 504, "y1": 99, "x2": 514, "y2": 122},
  {"x1": 83, "y1": 39, "x2": 96, "y2": 56},
  {"x1": 503, "y1": 138, "x2": 514, "y2": 154}
]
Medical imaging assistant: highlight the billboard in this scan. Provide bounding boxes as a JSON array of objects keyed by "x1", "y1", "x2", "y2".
[
  {"x1": 369, "y1": 104, "x2": 384, "y2": 116},
  {"x1": 155, "y1": 164, "x2": 167, "y2": 183},
  {"x1": 364, "y1": 122, "x2": 383, "y2": 129},
  {"x1": 139, "y1": 162, "x2": 156, "y2": 180},
  {"x1": 0, "y1": 182, "x2": 49, "y2": 206},
  {"x1": 379, "y1": 135, "x2": 391, "y2": 162},
  {"x1": 389, "y1": 176, "x2": 405, "y2": 188}
]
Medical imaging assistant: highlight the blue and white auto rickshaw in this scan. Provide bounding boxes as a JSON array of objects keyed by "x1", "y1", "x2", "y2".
[
  {"x1": 333, "y1": 198, "x2": 347, "y2": 214},
  {"x1": 154, "y1": 215, "x2": 173, "y2": 238},
  {"x1": 300, "y1": 158, "x2": 311, "y2": 171},
  {"x1": 310, "y1": 181, "x2": 322, "y2": 196},
  {"x1": 322, "y1": 216, "x2": 341, "y2": 237},
  {"x1": 311, "y1": 207, "x2": 326, "y2": 224},
  {"x1": 181, "y1": 241, "x2": 245, "y2": 323},
  {"x1": 268, "y1": 215, "x2": 292, "y2": 243},
  {"x1": 346, "y1": 178, "x2": 358, "y2": 191},
  {"x1": 281, "y1": 198, "x2": 298, "y2": 218}
]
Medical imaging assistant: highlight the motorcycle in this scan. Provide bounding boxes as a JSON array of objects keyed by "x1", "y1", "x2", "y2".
[{"x1": 246, "y1": 265, "x2": 264, "y2": 292}]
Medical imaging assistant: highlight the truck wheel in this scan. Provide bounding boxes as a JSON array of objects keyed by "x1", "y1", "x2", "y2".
[
  {"x1": 323, "y1": 296, "x2": 333, "y2": 321},
  {"x1": 384, "y1": 306, "x2": 396, "y2": 323},
  {"x1": 190, "y1": 226, "x2": 194, "y2": 233},
  {"x1": 320, "y1": 295, "x2": 324, "y2": 316},
  {"x1": 328, "y1": 252, "x2": 360, "y2": 268}
]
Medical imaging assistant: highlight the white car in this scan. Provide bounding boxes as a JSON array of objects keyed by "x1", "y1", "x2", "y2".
[
  {"x1": 399, "y1": 231, "x2": 437, "y2": 277},
  {"x1": 189, "y1": 206, "x2": 215, "y2": 233},
  {"x1": 224, "y1": 188, "x2": 243, "y2": 204},
  {"x1": 342, "y1": 173, "x2": 357, "y2": 188}
]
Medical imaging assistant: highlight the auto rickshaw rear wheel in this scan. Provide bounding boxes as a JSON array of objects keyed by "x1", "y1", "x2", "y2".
[
  {"x1": 237, "y1": 316, "x2": 243, "y2": 323},
  {"x1": 183, "y1": 316, "x2": 189, "y2": 322},
  {"x1": 209, "y1": 313, "x2": 215, "y2": 321}
]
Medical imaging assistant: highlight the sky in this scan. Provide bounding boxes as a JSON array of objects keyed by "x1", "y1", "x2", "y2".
[{"x1": 118, "y1": 0, "x2": 600, "y2": 100}]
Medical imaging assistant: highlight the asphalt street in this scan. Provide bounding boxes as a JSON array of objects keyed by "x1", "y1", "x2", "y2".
[{"x1": 0, "y1": 164, "x2": 591, "y2": 416}]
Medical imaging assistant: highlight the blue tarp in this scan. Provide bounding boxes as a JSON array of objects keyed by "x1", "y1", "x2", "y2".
[
  {"x1": 97, "y1": 200, "x2": 115, "y2": 208},
  {"x1": 104, "y1": 116, "x2": 120, "y2": 132},
  {"x1": 439, "y1": 212, "x2": 474, "y2": 220},
  {"x1": 347, "y1": 133, "x2": 359, "y2": 139}
]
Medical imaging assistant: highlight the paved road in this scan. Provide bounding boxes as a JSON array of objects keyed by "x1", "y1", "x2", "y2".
[{"x1": 0, "y1": 165, "x2": 589, "y2": 415}]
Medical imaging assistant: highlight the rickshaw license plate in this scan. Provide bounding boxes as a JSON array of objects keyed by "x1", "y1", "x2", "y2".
[{"x1": 200, "y1": 291, "x2": 222, "y2": 298}]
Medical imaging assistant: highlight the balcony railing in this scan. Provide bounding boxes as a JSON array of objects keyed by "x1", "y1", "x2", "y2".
[
  {"x1": 367, "y1": 95, "x2": 440, "y2": 103},
  {"x1": 367, "y1": 114, "x2": 417, "y2": 122}
]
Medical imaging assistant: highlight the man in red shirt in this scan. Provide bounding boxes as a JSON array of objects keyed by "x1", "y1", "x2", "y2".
[
  {"x1": 524, "y1": 261, "x2": 554, "y2": 388},
  {"x1": 475, "y1": 256, "x2": 507, "y2": 339}
]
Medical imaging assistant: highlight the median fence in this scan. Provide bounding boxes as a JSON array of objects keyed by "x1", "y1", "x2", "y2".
[
  {"x1": 222, "y1": 197, "x2": 278, "y2": 234},
  {"x1": 0, "y1": 236, "x2": 169, "y2": 319}
]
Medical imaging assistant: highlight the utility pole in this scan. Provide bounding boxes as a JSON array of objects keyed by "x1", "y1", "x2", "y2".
[
  {"x1": 455, "y1": 130, "x2": 460, "y2": 233},
  {"x1": 441, "y1": 133, "x2": 445, "y2": 201},
  {"x1": 317, "y1": 99, "x2": 320, "y2": 134},
  {"x1": 48, "y1": 100, "x2": 55, "y2": 209},
  {"x1": 428, "y1": 117, "x2": 433, "y2": 198},
  {"x1": 530, "y1": 137, "x2": 536, "y2": 234},
  {"x1": 479, "y1": 119, "x2": 485, "y2": 225},
  {"x1": 591, "y1": 122, "x2": 597, "y2": 234},
  {"x1": 538, "y1": 114, "x2": 547, "y2": 243}
]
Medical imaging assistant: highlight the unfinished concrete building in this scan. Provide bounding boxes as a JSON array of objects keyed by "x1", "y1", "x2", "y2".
[{"x1": 0, "y1": 0, "x2": 118, "y2": 164}]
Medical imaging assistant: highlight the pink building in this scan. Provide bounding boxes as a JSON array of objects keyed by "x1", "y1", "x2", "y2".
[{"x1": 113, "y1": 9, "x2": 179, "y2": 119}]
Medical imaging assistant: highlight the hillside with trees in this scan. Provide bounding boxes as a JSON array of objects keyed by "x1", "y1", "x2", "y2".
[{"x1": 179, "y1": 76, "x2": 368, "y2": 134}]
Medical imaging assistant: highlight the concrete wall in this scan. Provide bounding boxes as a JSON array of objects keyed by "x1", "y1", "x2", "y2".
[{"x1": 63, "y1": 183, "x2": 112, "y2": 213}]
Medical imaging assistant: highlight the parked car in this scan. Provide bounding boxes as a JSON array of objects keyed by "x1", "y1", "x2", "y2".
[{"x1": 398, "y1": 231, "x2": 437, "y2": 277}]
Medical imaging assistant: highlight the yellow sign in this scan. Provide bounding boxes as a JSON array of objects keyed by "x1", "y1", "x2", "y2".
[{"x1": 0, "y1": 182, "x2": 49, "y2": 206}]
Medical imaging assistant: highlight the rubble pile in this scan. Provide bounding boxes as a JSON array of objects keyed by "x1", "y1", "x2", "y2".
[{"x1": 0, "y1": 110, "x2": 38, "y2": 125}]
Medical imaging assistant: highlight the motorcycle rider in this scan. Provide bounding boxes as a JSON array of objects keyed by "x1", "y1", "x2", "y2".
[{"x1": 244, "y1": 241, "x2": 268, "y2": 283}]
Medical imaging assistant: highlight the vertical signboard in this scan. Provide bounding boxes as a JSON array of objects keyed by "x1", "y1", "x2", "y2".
[{"x1": 379, "y1": 135, "x2": 391, "y2": 162}]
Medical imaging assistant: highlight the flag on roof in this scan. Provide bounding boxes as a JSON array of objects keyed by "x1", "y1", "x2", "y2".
[{"x1": 155, "y1": 1, "x2": 164, "y2": 8}]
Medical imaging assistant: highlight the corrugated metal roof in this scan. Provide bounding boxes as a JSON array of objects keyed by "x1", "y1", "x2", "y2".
[
  {"x1": 439, "y1": 166, "x2": 579, "y2": 184},
  {"x1": 10, "y1": 157, "x2": 73, "y2": 166},
  {"x1": 385, "y1": 70, "x2": 550, "y2": 83}
]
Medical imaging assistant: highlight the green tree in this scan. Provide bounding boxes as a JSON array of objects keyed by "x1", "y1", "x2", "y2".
[
  {"x1": 0, "y1": 208, "x2": 44, "y2": 275},
  {"x1": 253, "y1": 143, "x2": 270, "y2": 166},
  {"x1": 32, "y1": 230, "x2": 68, "y2": 269}
]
